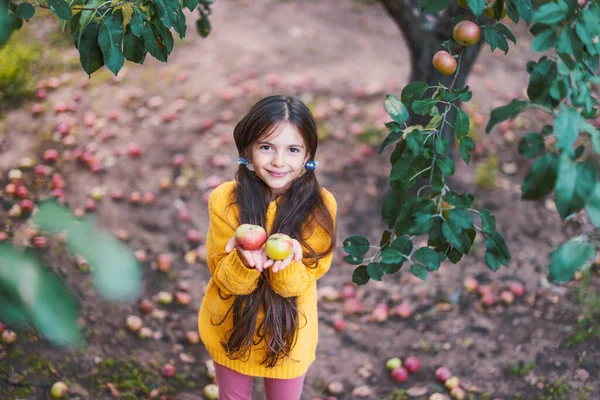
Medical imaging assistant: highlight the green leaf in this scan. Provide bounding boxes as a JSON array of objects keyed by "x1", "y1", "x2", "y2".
[
  {"x1": 558, "y1": 26, "x2": 583, "y2": 63},
  {"x1": 415, "y1": 247, "x2": 441, "y2": 272},
  {"x1": 585, "y1": 183, "x2": 600, "y2": 228},
  {"x1": 496, "y1": 23, "x2": 516, "y2": 44},
  {"x1": 485, "y1": 99, "x2": 528, "y2": 133},
  {"x1": 459, "y1": 137, "x2": 476, "y2": 165},
  {"x1": 532, "y1": 0, "x2": 568, "y2": 24},
  {"x1": 446, "y1": 208, "x2": 474, "y2": 230},
  {"x1": 383, "y1": 94, "x2": 409, "y2": 125},
  {"x1": 421, "y1": 0, "x2": 452, "y2": 14},
  {"x1": 484, "y1": 231, "x2": 511, "y2": 271},
  {"x1": 426, "y1": 114, "x2": 443, "y2": 131},
  {"x1": 380, "y1": 248, "x2": 406, "y2": 264},
  {"x1": 436, "y1": 155, "x2": 455, "y2": 176},
  {"x1": 466, "y1": 0, "x2": 484, "y2": 16},
  {"x1": 16, "y1": 2, "x2": 35, "y2": 19},
  {"x1": 511, "y1": 0, "x2": 533, "y2": 23},
  {"x1": 343, "y1": 235, "x2": 370, "y2": 257},
  {"x1": 455, "y1": 108, "x2": 470, "y2": 138},
  {"x1": 47, "y1": 0, "x2": 72, "y2": 20},
  {"x1": 153, "y1": 0, "x2": 178, "y2": 28},
  {"x1": 410, "y1": 264, "x2": 428, "y2": 281},
  {"x1": 367, "y1": 262, "x2": 385, "y2": 281},
  {"x1": 435, "y1": 137, "x2": 449, "y2": 155},
  {"x1": 173, "y1": 8, "x2": 187, "y2": 39},
  {"x1": 528, "y1": 58, "x2": 557, "y2": 105},
  {"x1": 123, "y1": 25, "x2": 147, "y2": 64},
  {"x1": 548, "y1": 237, "x2": 595, "y2": 283},
  {"x1": 184, "y1": 0, "x2": 199, "y2": 11},
  {"x1": 77, "y1": 0, "x2": 103, "y2": 45},
  {"x1": 521, "y1": 153, "x2": 558, "y2": 200},
  {"x1": 352, "y1": 265, "x2": 370, "y2": 285},
  {"x1": 344, "y1": 254, "x2": 364, "y2": 265},
  {"x1": 444, "y1": 192, "x2": 474, "y2": 208},
  {"x1": 412, "y1": 98, "x2": 438, "y2": 116},
  {"x1": 130, "y1": 8, "x2": 145, "y2": 37},
  {"x1": 196, "y1": 13, "x2": 211, "y2": 37},
  {"x1": 382, "y1": 188, "x2": 405, "y2": 228},
  {"x1": 143, "y1": 22, "x2": 169, "y2": 62},
  {"x1": 77, "y1": 22, "x2": 104, "y2": 76},
  {"x1": 518, "y1": 132, "x2": 545, "y2": 159},
  {"x1": 555, "y1": 156, "x2": 598, "y2": 219},
  {"x1": 554, "y1": 105, "x2": 581, "y2": 157},
  {"x1": 479, "y1": 209, "x2": 496, "y2": 233},
  {"x1": 379, "y1": 130, "x2": 403, "y2": 155},
  {"x1": 532, "y1": 26, "x2": 557, "y2": 52},
  {"x1": 401, "y1": 81, "x2": 429, "y2": 108},
  {"x1": 405, "y1": 131, "x2": 423, "y2": 156},
  {"x1": 98, "y1": 11, "x2": 125, "y2": 75},
  {"x1": 0, "y1": 0, "x2": 16, "y2": 47}
]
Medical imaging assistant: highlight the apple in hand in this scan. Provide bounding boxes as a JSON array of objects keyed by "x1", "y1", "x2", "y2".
[
  {"x1": 265, "y1": 233, "x2": 294, "y2": 260},
  {"x1": 234, "y1": 224, "x2": 267, "y2": 251}
]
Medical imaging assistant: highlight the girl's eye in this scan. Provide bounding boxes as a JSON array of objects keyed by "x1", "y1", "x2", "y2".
[
  {"x1": 260, "y1": 145, "x2": 272, "y2": 151},
  {"x1": 289, "y1": 148, "x2": 300, "y2": 153}
]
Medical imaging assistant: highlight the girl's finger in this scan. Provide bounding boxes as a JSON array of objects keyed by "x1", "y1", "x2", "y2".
[
  {"x1": 263, "y1": 259, "x2": 274, "y2": 269},
  {"x1": 225, "y1": 237, "x2": 236, "y2": 253},
  {"x1": 241, "y1": 249, "x2": 254, "y2": 267},
  {"x1": 293, "y1": 240, "x2": 302, "y2": 262},
  {"x1": 272, "y1": 260, "x2": 282, "y2": 273},
  {"x1": 280, "y1": 252, "x2": 294, "y2": 271},
  {"x1": 253, "y1": 252, "x2": 263, "y2": 271}
]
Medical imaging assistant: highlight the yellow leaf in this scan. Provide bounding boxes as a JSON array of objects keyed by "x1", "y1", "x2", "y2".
[{"x1": 121, "y1": 3, "x2": 134, "y2": 28}]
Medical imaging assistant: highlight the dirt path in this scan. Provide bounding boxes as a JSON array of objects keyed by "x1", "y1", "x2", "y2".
[{"x1": 1, "y1": 1, "x2": 598, "y2": 399}]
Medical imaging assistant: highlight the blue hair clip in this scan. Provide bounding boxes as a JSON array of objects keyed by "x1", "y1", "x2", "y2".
[
  {"x1": 305, "y1": 160, "x2": 318, "y2": 171},
  {"x1": 237, "y1": 157, "x2": 249, "y2": 165}
]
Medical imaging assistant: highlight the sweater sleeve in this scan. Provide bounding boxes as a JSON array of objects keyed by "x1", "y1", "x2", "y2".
[
  {"x1": 206, "y1": 183, "x2": 261, "y2": 296},
  {"x1": 267, "y1": 190, "x2": 337, "y2": 298}
]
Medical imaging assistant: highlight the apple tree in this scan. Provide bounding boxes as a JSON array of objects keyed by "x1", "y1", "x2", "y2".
[{"x1": 345, "y1": 0, "x2": 600, "y2": 286}]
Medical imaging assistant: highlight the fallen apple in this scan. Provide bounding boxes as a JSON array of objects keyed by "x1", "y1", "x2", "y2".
[
  {"x1": 435, "y1": 367, "x2": 452, "y2": 383},
  {"x1": 157, "y1": 291, "x2": 173, "y2": 304},
  {"x1": 391, "y1": 366, "x2": 408, "y2": 382},
  {"x1": 175, "y1": 291, "x2": 191, "y2": 305},
  {"x1": 160, "y1": 363, "x2": 176, "y2": 379},
  {"x1": 394, "y1": 302, "x2": 412, "y2": 318},
  {"x1": 404, "y1": 356, "x2": 420, "y2": 373},
  {"x1": 445, "y1": 376, "x2": 460, "y2": 390},
  {"x1": 126, "y1": 315, "x2": 143, "y2": 332},
  {"x1": 139, "y1": 299, "x2": 154, "y2": 314},
  {"x1": 157, "y1": 254, "x2": 172, "y2": 272},
  {"x1": 203, "y1": 383, "x2": 219, "y2": 400},
  {"x1": 265, "y1": 233, "x2": 294, "y2": 260},
  {"x1": 235, "y1": 224, "x2": 267, "y2": 251},
  {"x1": 463, "y1": 277, "x2": 479, "y2": 293},
  {"x1": 509, "y1": 282, "x2": 525, "y2": 297},
  {"x1": 326, "y1": 381, "x2": 344, "y2": 395},
  {"x1": 500, "y1": 290, "x2": 515, "y2": 305},
  {"x1": 1, "y1": 329, "x2": 17, "y2": 344},
  {"x1": 139, "y1": 327, "x2": 153, "y2": 339},
  {"x1": 186, "y1": 331, "x2": 200, "y2": 344},
  {"x1": 450, "y1": 386, "x2": 466, "y2": 400},
  {"x1": 50, "y1": 381, "x2": 68, "y2": 398},
  {"x1": 205, "y1": 359, "x2": 216, "y2": 379},
  {"x1": 385, "y1": 357, "x2": 402, "y2": 370}
]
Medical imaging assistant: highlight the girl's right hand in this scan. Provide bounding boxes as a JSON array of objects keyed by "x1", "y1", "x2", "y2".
[{"x1": 225, "y1": 236, "x2": 269, "y2": 272}]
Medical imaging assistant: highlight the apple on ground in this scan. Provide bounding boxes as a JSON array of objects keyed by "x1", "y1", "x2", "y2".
[
  {"x1": 435, "y1": 366, "x2": 452, "y2": 383},
  {"x1": 160, "y1": 363, "x2": 176, "y2": 379},
  {"x1": 1, "y1": 330, "x2": 17, "y2": 344},
  {"x1": 326, "y1": 381, "x2": 344, "y2": 395},
  {"x1": 385, "y1": 357, "x2": 402, "y2": 370},
  {"x1": 235, "y1": 224, "x2": 267, "y2": 251},
  {"x1": 203, "y1": 383, "x2": 219, "y2": 399},
  {"x1": 463, "y1": 277, "x2": 478, "y2": 292},
  {"x1": 265, "y1": 233, "x2": 294, "y2": 260},
  {"x1": 394, "y1": 302, "x2": 412, "y2": 318},
  {"x1": 51, "y1": 381, "x2": 68, "y2": 398},
  {"x1": 205, "y1": 359, "x2": 216, "y2": 379},
  {"x1": 126, "y1": 315, "x2": 143, "y2": 332},
  {"x1": 510, "y1": 282, "x2": 525, "y2": 297},
  {"x1": 445, "y1": 376, "x2": 460, "y2": 390},
  {"x1": 450, "y1": 386, "x2": 466, "y2": 400},
  {"x1": 139, "y1": 327, "x2": 153, "y2": 339},
  {"x1": 186, "y1": 331, "x2": 200, "y2": 344},
  {"x1": 391, "y1": 366, "x2": 408, "y2": 382},
  {"x1": 404, "y1": 356, "x2": 420, "y2": 373}
]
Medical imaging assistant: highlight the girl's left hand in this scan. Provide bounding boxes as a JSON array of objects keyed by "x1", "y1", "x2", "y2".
[{"x1": 269, "y1": 239, "x2": 303, "y2": 273}]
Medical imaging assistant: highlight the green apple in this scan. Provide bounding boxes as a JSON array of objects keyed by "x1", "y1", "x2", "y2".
[
  {"x1": 235, "y1": 224, "x2": 267, "y2": 250},
  {"x1": 51, "y1": 382, "x2": 68, "y2": 398},
  {"x1": 265, "y1": 233, "x2": 294, "y2": 260},
  {"x1": 385, "y1": 357, "x2": 402, "y2": 370}
]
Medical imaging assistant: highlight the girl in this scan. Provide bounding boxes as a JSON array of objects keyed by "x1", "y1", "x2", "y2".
[{"x1": 198, "y1": 95, "x2": 337, "y2": 400}]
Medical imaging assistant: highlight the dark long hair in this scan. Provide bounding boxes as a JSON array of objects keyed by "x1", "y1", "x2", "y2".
[{"x1": 218, "y1": 95, "x2": 336, "y2": 368}]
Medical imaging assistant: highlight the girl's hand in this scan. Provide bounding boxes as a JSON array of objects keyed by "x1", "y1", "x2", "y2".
[
  {"x1": 270, "y1": 239, "x2": 302, "y2": 273},
  {"x1": 225, "y1": 236, "x2": 270, "y2": 272}
]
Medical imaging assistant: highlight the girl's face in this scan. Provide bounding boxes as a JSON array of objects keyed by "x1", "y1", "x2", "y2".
[{"x1": 250, "y1": 123, "x2": 309, "y2": 199}]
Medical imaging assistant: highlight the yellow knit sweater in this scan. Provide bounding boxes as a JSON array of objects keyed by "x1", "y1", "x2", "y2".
[{"x1": 198, "y1": 181, "x2": 337, "y2": 379}]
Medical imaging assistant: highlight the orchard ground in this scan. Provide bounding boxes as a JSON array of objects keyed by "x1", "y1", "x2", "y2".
[{"x1": 1, "y1": 0, "x2": 599, "y2": 399}]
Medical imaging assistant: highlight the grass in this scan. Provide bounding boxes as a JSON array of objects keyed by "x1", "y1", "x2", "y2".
[{"x1": 563, "y1": 269, "x2": 600, "y2": 347}]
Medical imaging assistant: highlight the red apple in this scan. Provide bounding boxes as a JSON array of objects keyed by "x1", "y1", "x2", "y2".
[
  {"x1": 126, "y1": 143, "x2": 142, "y2": 158},
  {"x1": 33, "y1": 236, "x2": 47, "y2": 248},
  {"x1": 50, "y1": 381, "x2": 68, "y2": 398},
  {"x1": 143, "y1": 192, "x2": 156, "y2": 205},
  {"x1": 500, "y1": 290, "x2": 514, "y2": 305},
  {"x1": 186, "y1": 331, "x2": 200, "y2": 344},
  {"x1": 56, "y1": 121, "x2": 70, "y2": 135},
  {"x1": 404, "y1": 356, "x2": 420, "y2": 373},
  {"x1": 391, "y1": 366, "x2": 408, "y2": 382},
  {"x1": 343, "y1": 298, "x2": 363, "y2": 314},
  {"x1": 186, "y1": 229, "x2": 202, "y2": 244},
  {"x1": 0, "y1": 232, "x2": 7, "y2": 242},
  {"x1": 16, "y1": 185, "x2": 28, "y2": 199},
  {"x1": 0, "y1": 322, "x2": 5, "y2": 334},
  {"x1": 177, "y1": 208, "x2": 191, "y2": 222},
  {"x1": 160, "y1": 363, "x2": 176, "y2": 379},
  {"x1": 265, "y1": 233, "x2": 293, "y2": 260},
  {"x1": 139, "y1": 299, "x2": 154, "y2": 314},
  {"x1": 34, "y1": 164, "x2": 48, "y2": 177},
  {"x1": 333, "y1": 319, "x2": 346, "y2": 331},
  {"x1": 36, "y1": 89, "x2": 47, "y2": 99},
  {"x1": 201, "y1": 118, "x2": 215, "y2": 130},
  {"x1": 172, "y1": 153, "x2": 186, "y2": 167},
  {"x1": 369, "y1": 303, "x2": 389, "y2": 322},
  {"x1": 435, "y1": 367, "x2": 452, "y2": 383},
  {"x1": 235, "y1": 224, "x2": 267, "y2": 251},
  {"x1": 157, "y1": 254, "x2": 171, "y2": 272},
  {"x1": 44, "y1": 149, "x2": 59, "y2": 163},
  {"x1": 394, "y1": 302, "x2": 412, "y2": 318},
  {"x1": 175, "y1": 291, "x2": 191, "y2": 305},
  {"x1": 129, "y1": 191, "x2": 142, "y2": 205},
  {"x1": 510, "y1": 282, "x2": 525, "y2": 297},
  {"x1": 84, "y1": 199, "x2": 96, "y2": 212},
  {"x1": 110, "y1": 189, "x2": 124, "y2": 201},
  {"x1": 32, "y1": 104, "x2": 44, "y2": 115}
]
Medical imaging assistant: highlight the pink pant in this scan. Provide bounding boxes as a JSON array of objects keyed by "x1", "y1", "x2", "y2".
[{"x1": 214, "y1": 362, "x2": 306, "y2": 400}]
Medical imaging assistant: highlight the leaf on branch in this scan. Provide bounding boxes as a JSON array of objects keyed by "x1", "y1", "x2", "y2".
[
  {"x1": 343, "y1": 235, "x2": 370, "y2": 256},
  {"x1": 367, "y1": 262, "x2": 386, "y2": 281},
  {"x1": 47, "y1": 0, "x2": 73, "y2": 20},
  {"x1": 415, "y1": 247, "x2": 441, "y2": 272},
  {"x1": 532, "y1": 0, "x2": 569, "y2": 25},
  {"x1": 484, "y1": 231, "x2": 511, "y2": 271},
  {"x1": 485, "y1": 99, "x2": 528, "y2": 134},
  {"x1": 98, "y1": 11, "x2": 125, "y2": 75},
  {"x1": 77, "y1": 22, "x2": 105, "y2": 76},
  {"x1": 459, "y1": 137, "x2": 475, "y2": 165},
  {"x1": 518, "y1": 132, "x2": 545, "y2": 159},
  {"x1": 478, "y1": 209, "x2": 496, "y2": 233},
  {"x1": 548, "y1": 237, "x2": 595, "y2": 283},
  {"x1": 410, "y1": 264, "x2": 428, "y2": 281},
  {"x1": 16, "y1": 2, "x2": 35, "y2": 19},
  {"x1": 352, "y1": 265, "x2": 370, "y2": 285},
  {"x1": 401, "y1": 81, "x2": 429, "y2": 108},
  {"x1": 196, "y1": 12, "x2": 211, "y2": 37},
  {"x1": 555, "y1": 156, "x2": 597, "y2": 219},
  {"x1": 521, "y1": 153, "x2": 558, "y2": 200},
  {"x1": 379, "y1": 130, "x2": 403, "y2": 155},
  {"x1": 421, "y1": 0, "x2": 452, "y2": 14},
  {"x1": 554, "y1": 104, "x2": 581, "y2": 157},
  {"x1": 383, "y1": 94, "x2": 409, "y2": 125},
  {"x1": 585, "y1": 183, "x2": 600, "y2": 228},
  {"x1": 455, "y1": 108, "x2": 470, "y2": 138}
]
